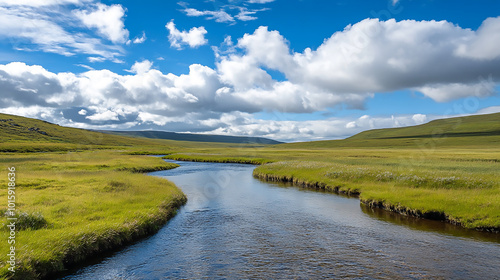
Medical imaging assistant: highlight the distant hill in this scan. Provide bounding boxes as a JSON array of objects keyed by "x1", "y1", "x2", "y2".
[
  {"x1": 97, "y1": 130, "x2": 283, "y2": 145},
  {"x1": 281, "y1": 112, "x2": 500, "y2": 148},
  {"x1": 0, "y1": 113, "x2": 168, "y2": 151},
  {"x1": 0, "y1": 113, "x2": 281, "y2": 153},
  {"x1": 348, "y1": 112, "x2": 500, "y2": 140},
  {"x1": 2, "y1": 112, "x2": 498, "y2": 151}
]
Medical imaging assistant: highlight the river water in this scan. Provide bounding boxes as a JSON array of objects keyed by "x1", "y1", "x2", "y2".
[{"x1": 61, "y1": 160, "x2": 499, "y2": 279}]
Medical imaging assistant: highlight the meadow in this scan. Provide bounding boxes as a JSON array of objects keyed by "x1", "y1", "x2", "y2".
[
  {"x1": 163, "y1": 113, "x2": 500, "y2": 231},
  {"x1": 0, "y1": 112, "x2": 499, "y2": 279},
  {"x1": 0, "y1": 151, "x2": 185, "y2": 279}
]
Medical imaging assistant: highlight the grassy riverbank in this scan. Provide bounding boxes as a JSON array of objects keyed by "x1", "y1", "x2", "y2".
[
  {"x1": 164, "y1": 146, "x2": 500, "y2": 231},
  {"x1": 253, "y1": 160, "x2": 499, "y2": 230},
  {"x1": 161, "y1": 114, "x2": 500, "y2": 231},
  {"x1": 0, "y1": 112, "x2": 499, "y2": 279},
  {"x1": 0, "y1": 151, "x2": 186, "y2": 279}
]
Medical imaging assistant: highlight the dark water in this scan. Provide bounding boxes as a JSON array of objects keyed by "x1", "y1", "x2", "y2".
[{"x1": 62, "y1": 161, "x2": 499, "y2": 279}]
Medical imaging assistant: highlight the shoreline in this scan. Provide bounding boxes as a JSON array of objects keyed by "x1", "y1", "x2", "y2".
[
  {"x1": 0, "y1": 152, "x2": 188, "y2": 280},
  {"x1": 162, "y1": 156, "x2": 499, "y2": 233},
  {"x1": 253, "y1": 170, "x2": 500, "y2": 234},
  {"x1": 41, "y1": 193, "x2": 187, "y2": 280},
  {"x1": 19, "y1": 193, "x2": 187, "y2": 280}
]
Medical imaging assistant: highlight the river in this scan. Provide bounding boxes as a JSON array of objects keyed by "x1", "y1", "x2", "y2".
[{"x1": 61, "y1": 160, "x2": 500, "y2": 279}]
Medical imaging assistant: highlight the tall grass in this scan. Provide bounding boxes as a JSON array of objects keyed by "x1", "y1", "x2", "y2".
[
  {"x1": 161, "y1": 145, "x2": 500, "y2": 231},
  {"x1": 253, "y1": 160, "x2": 499, "y2": 230},
  {"x1": 0, "y1": 151, "x2": 185, "y2": 279}
]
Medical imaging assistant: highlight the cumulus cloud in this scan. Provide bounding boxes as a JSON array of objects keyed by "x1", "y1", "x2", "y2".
[
  {"x1": 287, "y1": 18, "x2": 500, "y2": 100},
  {"x1": 1, "y1": 17, "x2": 500, "y2": 141},
  {"x1": 128, "y1": 60, "x2": 153, "y2": 74},
  {"x1": 455, "y1": 17, "x2": 500, "y2": 60},
  {"x1": 86, "y1": 109, "x2": 119, "y2": 121},
  {"x1": 412, "y1": 114, "x2": 427, "y2": 124},
  {"x1": 416, "y1": 81, "x2": 496, "y2": 102},
  {"x1": 0, "y1": 1, "x2": 127, "y2": 61},
  {"x1": 74, "y1": 3, "x2": 129, "y2": 43},
  {"x1": 166, "y1": 20, "x2": 208, "y2": 49},
  {"x1": 199, "y1": 113, "x2": 438, "y2": 142},
  {"x1": 212, "y1": 18, "x2": 500, "y2": 108}
]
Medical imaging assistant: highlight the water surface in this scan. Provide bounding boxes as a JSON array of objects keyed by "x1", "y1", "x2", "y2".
[{"x1": 61, "y1": 161, "x2": 500, "y2": 279}]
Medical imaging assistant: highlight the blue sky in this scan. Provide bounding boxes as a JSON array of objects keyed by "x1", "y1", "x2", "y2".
[{"x1": 0, "y1": 0, "x2": 499, "y2": 141}]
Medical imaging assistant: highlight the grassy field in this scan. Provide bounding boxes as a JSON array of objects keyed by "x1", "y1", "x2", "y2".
[
  {"x1": 164, "y1": 147, "x2": 500, "y2": 230},
  {"x1": 163, "y1": 113, "x2": 500, "y2": 231},
  {"x1": 0, "y1": 112, "x2": 499, "y2": 279},
  {"x1": 0, "y1": 150, "x2": 187, "y2": 279}
]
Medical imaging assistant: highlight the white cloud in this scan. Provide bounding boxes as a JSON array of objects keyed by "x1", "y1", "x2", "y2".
[
  {"x1": 74, "y1": 3, "x2": 129, "y2": 43},
  {"x1": 166, "y1": 20, "x2": 208, "y2": 49},
  {"x1": 88, "y1": 56, "x2": 106, "y2": 63},
  {"x1": 198, "y1": 113, "x2": 436, "y2": 142},
  {"x1": 1, "y1": 17, "x2": 500, "y2": 141},
  {"x1": 247, "y1": 0, "x2": 275, "y2": 3},
  {"x1": 183, "y1": 7, "x2": 234, "y2": 23},
  {"x1": 0, "y1": 1, "x2": 126, "y2": 61},
  {"x1": 0, "y1": 0, "x2": 86, "y2": 7},
  {"x1": 236, "y1": 8, "x2": 267, "y2": 21},
  {"x1": 132, "y1": 31, "x2": 146, "y2": 44},
  {"x1": 128, "y1": 60, "x2": 153, "y2": 74},
  {"x1": 179, "y1": 1, "x2": 271, "y2": 23},
  {"x1": 86, "y1": 109, "x2": 119, "y2": 121},
  {"x1": 455, "y1": 17, "x2": 500, "y2": 60},
  {"x1": 76, "y1": 64, "x2": 94, "y2": 70},
  {"x1": 416, "y1": 81, "x2": 496, "y2": 102},
  {"x1": 477, "y1": 106, "x2": 500, "y2": 115},
  {"x1": 412, "y1": 114, "x2": 427, "y2": 124},
  {"x1": 78, "y1": 109, "x2": 87, "y2": 115},
  {"x1": 216, "y1": 18, "x2": 500, "y2": 109}
]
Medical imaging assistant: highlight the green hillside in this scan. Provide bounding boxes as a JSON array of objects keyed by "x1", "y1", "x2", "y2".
[
  {"x1": 281, "y1": 113, "x2": 500, "y2": 148},
  {"x1": 0, "y1": 113, "x2": 273, "y2": 152},
  {"x1": 97, "y1": 130, "x2": 282, "y2": 145},
  {"x1": 350, "y1": 113, "x2": 500, "y2": 140},
  {"x1": 0, "y1": 113, "x2": 162, "y2": 147}
]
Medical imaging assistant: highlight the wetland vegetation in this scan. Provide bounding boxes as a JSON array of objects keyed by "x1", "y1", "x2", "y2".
[{"x1": 1, "y1": 112, "x2": 499, "y2": 279}]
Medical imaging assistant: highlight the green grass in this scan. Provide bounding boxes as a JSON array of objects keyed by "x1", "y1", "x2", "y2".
[
  {"x1": 0, "y1": 112, "x2": 499, "y2": 279},
  {"x1": 0, "y1": 151, "x2": 185, "y2": 279},
  {"x1": 253, "y1": 160, "x2": 499, "y2": 229},
  {"x1": 158, "y1": 127, "x2": 500, "y2": 232},
  {"x1": 164, "y1": 147, "x2": 500, "y2": 230},
  {"x1": 280, "y1": 113, "x2": 500, "y2": 149},
  {"x1": 163, "y1": 153, "x2": 273, "y2": 165}
]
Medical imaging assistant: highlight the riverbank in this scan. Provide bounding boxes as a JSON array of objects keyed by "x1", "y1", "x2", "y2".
[
  {"x1": 161, "y1": 150, "x2": 499, "y2": 232},
  {"x1": 0, "y1": 151, "x2": 186, "y2": 279},
  {"x1": 253, "y1": 160, "x2": 499, "y2": 232}
]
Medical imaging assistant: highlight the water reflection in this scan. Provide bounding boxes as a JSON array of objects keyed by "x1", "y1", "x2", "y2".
[
  {"x1": 60, "y1": 161, "x2": 500, "y2": 280},
  {"x1": 360, "y1": 204, "x2": 500, "y2": 243}
]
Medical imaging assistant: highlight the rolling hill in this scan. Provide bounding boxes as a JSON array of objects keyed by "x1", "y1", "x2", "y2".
[
  {"x1": 280, "y1": 112, "x2": 500, "y2": 148},
  {"x1": 349, "y1": 113, "x2": 500, "y2": 140},
  {"x1": 2, "y1": 112, "x2": 500, "y2": 151},
  {"x1": 97, "y1": 130, "x2": 282, "y2": 145},
  {"x1": 0, "y1": 113, "x2": 156, "y2": 146},
  {"x1": 0, "y1": 113, "x2": 280, "y2": 152}
]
